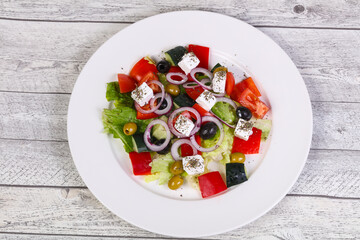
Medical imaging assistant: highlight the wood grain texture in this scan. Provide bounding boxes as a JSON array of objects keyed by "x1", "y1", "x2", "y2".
[
  {"x1": 1, "y1": 138, "x2": 359, "y2": 198},
  {"x1": 1, "y1": 92, "x2": 359, "y2": 149},
  {"x1": 0, "y1": 187, "x2": 359, "y2": 239},
  {"x1": 0, "y1": 139, "x2": 83, "y2": 186},
  {"x1": 0, "y1": 0, "x2": 360, "y2": 28},
  {"x1": 1, "y1": 20, "x2": 359, "y2": 102},
  {"x1": 0, "y1": 235, "x2": 160, "y2": 240}
]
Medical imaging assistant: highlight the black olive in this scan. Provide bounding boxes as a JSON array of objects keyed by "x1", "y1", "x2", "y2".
[
  {"x1": 156, "y1": 60, "x2": 171, "y2": 73},
  {"x1": 154, "y1": 139, "x2": 171, "y2": 155},
  {"x1": 236, "y1": 106, "x2": 252, "y2": 121},
  {"x1": 157, "y1": 99, "x2": 168, "y2": 110},
  {"x1": 199, "y1": 122, "x2": 218, "y2": 140}
]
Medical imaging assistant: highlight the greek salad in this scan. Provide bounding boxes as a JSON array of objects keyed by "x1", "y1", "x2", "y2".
[{"x1": 102, "y1": 44, "x2": 272, "y2": 198}]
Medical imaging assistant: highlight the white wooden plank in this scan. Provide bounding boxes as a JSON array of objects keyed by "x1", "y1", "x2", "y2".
[
  {"x1": 1, "y1": 92, "x2": 359, "y2": 150},
  {"x1": 1, "y1": 20, "x2": 359, "y2": 102},
  {"x1": 0, "y1": 234, "x2": 161, "y2": 240},
  {"x1": 0, "y1": 0, "x2": 360, "y2": 28},
  {"x1": 0, "y1": 139, "x2": 83, "y2": 187},
  {"x1": 1, "y1": 138, "x2": 359, "y2": 198},
  {"x1": 0, "y1": 187, "x2": 358, "y2": 239}
]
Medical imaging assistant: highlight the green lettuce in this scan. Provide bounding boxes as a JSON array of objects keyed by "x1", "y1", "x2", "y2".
[
  {"x1": 202, "y1": 124, "x2": 234, "y2": 165},
  {"x1": 102, "y1": 107, "x2": 151, "y2": 153},
  {"x1": 106, "y1": 82, "x2": 133, "y2": 107},
  {"x1": 145, "y1": 153, "x2": 174, "y2": 185},
  {"x1": 211, "y1": 101, "x2": 237, "y2": 125}
]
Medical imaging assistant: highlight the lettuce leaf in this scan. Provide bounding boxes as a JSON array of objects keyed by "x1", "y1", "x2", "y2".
[
  {"x1": 106, "y1": 82, "x2": 133, "y2": 107},
  {"x1": 147, "y1": 153, "x2": 174, "y2": 185},
  {"x1": 211, "y1": 101, "x2": 237, "y2": 125},
  {"x1": 102, "y1": 107, "x2": 151, "y2": 152},
  {"x1": 202, "y1": 124, "x2": 234, "y2": 165}
]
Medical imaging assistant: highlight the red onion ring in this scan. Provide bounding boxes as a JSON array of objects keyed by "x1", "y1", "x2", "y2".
[
  {"x1": 210, "y1": 97, "x2": 238, "y2": 128},
  {"x1": 190, "y1": 116, "x2": 224, "y2": 152},
  {"x1": 134, "y1": 80, "x2": 165, "y2": 114},
  {"x1": 143, "y1": 119, "x2": 171, "y2": 152},
  {"x1": 166, "y1": 72, "x2": 188, "y2": 85},
  {"x1": 171, "y1": 139, "x2": 197, "y2": 161},
  {"x1": 150, "y1": 93, "x2": 173, "y2": 115},
  {"x1": 168, "y1": 107, "x2": 201, "y2": 138},
  {"x1": 189, "y1": 68, "x2": 213, "y2": 90}
]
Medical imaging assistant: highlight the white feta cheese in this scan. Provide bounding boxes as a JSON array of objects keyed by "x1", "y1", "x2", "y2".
[
  {"x1": 234, "y1": 119, "x2": 254, "y2": 141},
  {"x1": 212, "y1": 70, "x2": 227, "y2": 93},
  {"x1": 178, "y1": 52, "x2": 200, "y2": 75},
  {"x1": 182, "y1": 155, "x2": 205, "y2": 175},
  {"x1": 131, "y1": 83, "x2": 153, "y2": 107},
  {"x1": 195, "y1": 90, "x2": 216, "y2": 111},
  {"x1": 174, "y1": 114, "x2": 195, "y2": 137}
]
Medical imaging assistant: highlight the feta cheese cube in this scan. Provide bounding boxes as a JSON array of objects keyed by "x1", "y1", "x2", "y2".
[
  {"x1": 212, "y1": 70, "x2": 227, "y2": 93},
  {"x1": 178, "y1": 52, "x2": 200, "y2": 75},
  {"x1": 196, "y1": 90, "x2": 216, "y2": 111},
  {"x1": 131, "y1": 83, "x2": 153, "y2": 107},
  {"x1": 174, "y1": 114, "x2": 195, "y2": 137},
  {"x1": 182, "y1": 155, "x2": 205, "y2": 175},
  {"x1": 234, "y1": 119, "x2": 254, "y2": 141}
]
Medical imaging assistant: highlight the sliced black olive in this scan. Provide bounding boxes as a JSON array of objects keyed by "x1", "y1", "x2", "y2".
[
  {"x1": 199, "y1": 122, "x2": 218, "y2": 140},
  {"x1": 156, "y1": 60, "x2": 171, "y2": 73},
  {"x1": 157, "y1": 99, "x2": 168, "y2": 110},
  {"x1": 154, "y1": 138, "x2": 171, "y2": 155},
  {"x1": 236, "y1": 106, "x2": 252, "y2": 121}
]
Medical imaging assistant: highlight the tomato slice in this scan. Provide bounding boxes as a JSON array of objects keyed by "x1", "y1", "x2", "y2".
[
  {"x1": 117, "y1": 74, "x2": 136, "y2": 93},
  {"x1": 238, "y1": 88, "x2": 259, "y2": 112},
  {"x1": 230, "y1": 77, "x2": 261, "y2": 102},
  {"x1": 188, "y1": 44, "x2": 210, "y2": 69},
  {"x1": 136, "y1": 103, "x2": 158, "y2": 120},
  {"x1": 129, "y1": 152, "x2": 152, "y2": 175},
  {"x1": 238, "y1": 88, "x2": 269, "y2": 118},
  {"x1": 192, "y1": 103, "x2": 213, "y2": 117},
  {"x1": 168, "y1": 66, "x2": 184, "y2": 73},
  {"x1": 253, "y1": 100, "x2": 270, "y2": 119},
  {"x1": 232, "y1": 127, "x2": 262, "y2": 154},
  {"x1": 198, "y1": 171, "x2": 227, "y2": 198},
  {"x1": 225, "y1": 72, "x2": 235, "y2": 96},
  {"x1": 138, "y1": 72, "x2": 160, "y2": 93},
  {"x1": 185, "y1": 86, "x2": 204, "y2": 100},
  {"x1": 130, "y1": 57, "x2": 158, "y2": 83}
]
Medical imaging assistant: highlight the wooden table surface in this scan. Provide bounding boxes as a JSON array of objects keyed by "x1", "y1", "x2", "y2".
[{"x1": 0, "y1": 1, "x2": 359, "y2": 239}]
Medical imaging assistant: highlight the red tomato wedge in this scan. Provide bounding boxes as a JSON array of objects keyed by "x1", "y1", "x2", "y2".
[
  {"x1": 188, "y1": 44, "x2": 209, "y2": 69},
  {"x1": 168, "y1": 66, "x2": 184, "y2": 73},
  {"x1": 117, "y1": 74, "x2": 136, "y2": 93},
  {"x1": 225, "y1": 72, "x2": 235, "y2": 95},
  {"x1": 136, "y1": 103, "x2": 158, "y2": 120},
  {"x1": 185, "y1": 86, "x2": 204, "y2": 100},
  {"x1": 238, "y1": 88, "x2": 269, "y2": 119},
  {"x1": 130, "y1": 57, "x2": 158, "y2": 82},
  {"x1": 232, "y1": 127, "x2": 262, "y2": 154},
  {"x1": 192, "y1": 103, "x2": 213, "y2": 117},
  {"x1": 230, "y1": 77, "x2": 261, "y2": 102},
  {"x1": 198, "y1": 171, "x2": 227, "y2": 198},
  {"x1": 129, "y1": 152, "x2": 152, "y2": 175}
]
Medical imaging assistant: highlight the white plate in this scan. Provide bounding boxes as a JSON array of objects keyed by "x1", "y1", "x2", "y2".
[{"x1": 68, "y1": 11, "x2": 312, "y2": 238}]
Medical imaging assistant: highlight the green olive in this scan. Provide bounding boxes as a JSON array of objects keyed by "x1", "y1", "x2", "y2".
[
  {"x1": 170, "y1": 161, "x2": 184, "y2": 175},
  {"x1": 230, "y1": 152, "x2": 246, "y2": 163},
  {"x1": 165, "y1": 84, "x2": 180, "y2": 97},
  {"x1": 213, "y1": 66, "x2": 228, "y2": 74},
  {"x1": 123, "y1": 122, "x2": 137, "y2": 136},
  {"x1": 168, "y1": 175, "x2": 184, "y2": 190}
]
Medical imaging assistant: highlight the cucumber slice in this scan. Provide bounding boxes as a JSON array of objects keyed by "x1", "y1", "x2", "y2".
[
  {"x1": 132, "y1": 133, "x2": 149, "y2": 153},
  {"x1": 253, "y1": 119, "x2": 272, "y2": 141},
  {"x1": 165, "y1": 46, "x2": 187, "y2": 66},
  {"x1": 211, "y1": 63, "x2": 222, "y2": 73},
  {"x1": 173, "y1": 93, "x2": 196, "y2": 107},
  {"x1": 152, "y1": 116, "x2": 169, "y2": 140}
]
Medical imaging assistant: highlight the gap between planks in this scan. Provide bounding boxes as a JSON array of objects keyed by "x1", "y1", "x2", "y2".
[
  {"x1": 0, "y1": 184, "x2": 358, "y2": 201},
  {"x1": 1, "y1": 16, "x2": 360, "y2": 31}
]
